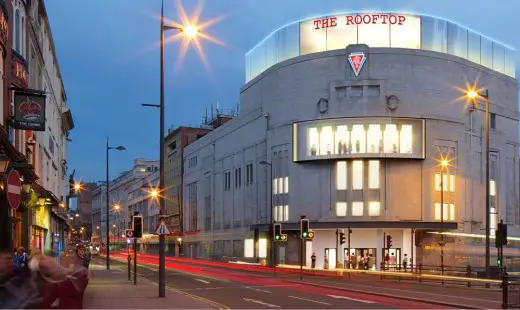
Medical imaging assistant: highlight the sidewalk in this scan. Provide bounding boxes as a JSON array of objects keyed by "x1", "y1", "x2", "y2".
[{"x1": 83, "y1": 263, "x2": 222, "y2": 309}]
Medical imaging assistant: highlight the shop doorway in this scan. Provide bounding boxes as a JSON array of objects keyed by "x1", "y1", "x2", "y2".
[
  {"x1": 324, "y1": 248, "x2": 336, "y2": 269},
  {"x1": 383, "y1": 248, "x2": 401, "y2": 270},
  {"x1": 278, "y1": 246, "x2": 286, "y2": 264},
  {"x1": 345, "y1": 248, "x2": 377, "y2": 270}
]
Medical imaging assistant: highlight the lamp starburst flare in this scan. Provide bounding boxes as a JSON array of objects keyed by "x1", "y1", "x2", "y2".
[{"x1": 453, "y1": 78, "x2": 488, "y2": 108}]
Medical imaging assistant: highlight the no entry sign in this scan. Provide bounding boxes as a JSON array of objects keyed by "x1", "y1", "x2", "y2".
[{"x1": 7, "y1": 169, "x2": 21, "y2": 210}]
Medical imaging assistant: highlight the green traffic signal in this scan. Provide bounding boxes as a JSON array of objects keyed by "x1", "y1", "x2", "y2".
[
  {"x1": 275, "y1": 235, "x2": 280, "y2": 240},
  {"x1": 302, "y1": 232, "x2": 308, "y2": 237}
]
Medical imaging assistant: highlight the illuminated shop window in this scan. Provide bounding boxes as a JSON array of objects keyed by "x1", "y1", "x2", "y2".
[
  {"x1": 273, "y1": 179, "x2": 278, "y2": 195},
  {"x1": 320, "y1": 126, "x2": 334, "y2": 155},
  {"x1": 278, "y1": 177, "x2": 283, "y2": 194},
  {"x1": 352, "y1": 202, "x2": 363, "y2": 216},
  {"x1": 434, "y1": 203, "x2": 455, "y2": 221},
  {"x1": 449, "y1": 175, "x2": 455, "y2": 192},
  {"x1": 399, "y1": 125, "x2": 413, "y2": 154},
  {"x1": 336, "y1": 161, "x2": 347, "y2": 190},
  {"x1": 352, "y1": 160, "x2": 363, "y2": 190},
  {"x1": 308, "y1": 127, "x2": 319, "y2": 156},
  {"x1": 368, "y1": 160, "x2": 380, "y2": 189},
  {"x1": 490, "y1": 213, "x2": 497, "y2": 231},
  {"x1": 369, "y1": 201, "x2": 380, "y2": 216},
  {"x1": 335, "y1": 125, "x2": 350, "y2": 155},
  {"x1": 367, "y1": 125, "x2": 383, "y2": 154},
  {"x1": 284, "y1": 177, "x2": 289, "y2": 193},
  {"x1": 336, "y1": 202, "x2": 347, "y2": 217},
  {"x1": 383, "y1": 124, "x2": 399, "y2": 153},
  {"x1": 284, "y1": 205, "x2": 289, "y2": 221},
  {"x1": 351, "y1": 125, "x2": 366, "y2": 154}
]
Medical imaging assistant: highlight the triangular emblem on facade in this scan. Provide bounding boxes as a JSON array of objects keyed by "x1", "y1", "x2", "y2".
[{"x1": 348, "y1": 52, "x2": 367, "y2": 76}]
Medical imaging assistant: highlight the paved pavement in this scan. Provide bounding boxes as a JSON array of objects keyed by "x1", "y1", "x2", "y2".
[
  {"x1": 101, "y1": 254, "x2": 462, "y2": 309},
  {"x1": 83, "y1": 262, "x2": 221, "y2": 309}
]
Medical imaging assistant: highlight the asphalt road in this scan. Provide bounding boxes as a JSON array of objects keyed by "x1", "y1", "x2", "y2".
[{"x1": 98, "y1": 255, "x2": 447, "y2": 309}]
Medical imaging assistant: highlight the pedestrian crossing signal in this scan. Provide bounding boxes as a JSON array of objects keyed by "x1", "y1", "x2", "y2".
[
  {"x1": 280, "y1": 234, "x2": 287, "y2": 241},
  {"x1": 306, "y1": 231, "x2": 315, "y2": 239}
]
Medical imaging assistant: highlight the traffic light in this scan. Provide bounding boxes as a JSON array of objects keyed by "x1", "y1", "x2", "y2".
[
  {"x1": 340, "y1": 232, "x2": 346, "y2": 245},
  {"x1": 273, "y1": 223, "x2": 282, "y2": 241},
  {"x1": 497, "y1": 257, "x2": 503, "y2": 267},
  {"x1": 386, "y1": 235, "x2": 393, "y2": 248},
  {"x1": 133, "y1": 216, "x2": 143, "y2": 238},
  {"x1": 495, "y1": 221, "x2": 508, "y2": 248},
  {"x1": 301, "y1": 219, "x2": 309, "y2": 238}
]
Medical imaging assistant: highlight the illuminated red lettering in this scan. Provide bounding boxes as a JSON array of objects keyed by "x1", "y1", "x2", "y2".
[
  {"x1": 398, "y1": 15, "x2": 406, "y2": 25},
  {"x1": 346, "y1": 15, "x2": 354, "y2": 25},
  {"x1": 321, "y1": 18, "x2": 329, "y2": 28},
  {"x1": 354, "y1": 15, "x2": 362, "y2": 24},
  {"x1": 380, "y1": 14, "x2": 389, "y2": 24},
  {"x1": 371, "y1": 14, "x2": 379, "y2": 24},
  {"x1": 313, "y1": 20, "x2": 321, "y2": 29},
  {"x1": 363, "y1": 15, "x2": 371, "y2": 24},
  {"x1": 389, "y1": 15, "x2": 398, "y2": 24},
  {"x1": 330, "y1": 17, "x2": 337, "y2": 27}
]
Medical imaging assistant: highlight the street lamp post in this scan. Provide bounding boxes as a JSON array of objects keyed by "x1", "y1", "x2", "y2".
[
  {"x1": 439, "y1": 159, "x2": 448, "y2": 279},
  {"x1": 467, "y1": 89, "x2": 491, "y2": 279},
  {"x1": 105, "y1": 138, "x2": 126, "y2": 270},
  {"x1": 259, "y1": 161, "x2": 274, "y2": 269}
]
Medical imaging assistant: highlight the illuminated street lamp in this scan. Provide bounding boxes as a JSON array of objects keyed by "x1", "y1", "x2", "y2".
[
  {"x1": 151, "y1": 189, "x2": 158, "y2": 198},
  {"x1": 114, "y1": 204, "x2": 120, "y2": 211},
  {"x1": 465, "y1": 87, "x2": 491, "y2": 279}
]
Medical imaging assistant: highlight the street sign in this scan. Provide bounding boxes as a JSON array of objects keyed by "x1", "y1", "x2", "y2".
[
  {"x1": 125, "y1": 229, "x2": 134, "y2": 238},
  {"x1": 6, "y1": 169, "x2": 21, "y2": 210},
  {"x1": 153, "y1": 220, "x2": 171, "y2": 235}
]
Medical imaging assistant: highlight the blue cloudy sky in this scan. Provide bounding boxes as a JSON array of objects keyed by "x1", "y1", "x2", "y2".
[{"x1": 45, "y1": 0, "x2": 519, "y2": 183}]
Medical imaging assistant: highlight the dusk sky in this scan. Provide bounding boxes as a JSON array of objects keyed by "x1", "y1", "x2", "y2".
[{"x1": 45, "y1": 0, "x2": 519, "y2": 183}]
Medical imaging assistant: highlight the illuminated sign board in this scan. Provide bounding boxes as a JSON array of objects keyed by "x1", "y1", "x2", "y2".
[
  {"x1": 293, "y1": 117, "x2": 425, "y2": 162},
  {"x1": 300, "y1": 14, "x2": 421, "y2": 55}
]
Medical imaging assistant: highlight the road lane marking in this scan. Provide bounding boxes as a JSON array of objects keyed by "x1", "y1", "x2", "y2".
[
  {"x1": 246, "y1": 287, "x2": 272, "y2": 293},
  {"x1": 288, "y1": 295, "x2": 332, "y2": 305},
  {"x1": 167, "y1": 285, "x2": 230, "y2": 309},
  {"x1": 243, "y1": 298, "x2": 280, "y2": 308},
  {"x1": 328, "y1": 294, "x2": 375, "y2": 303},
  {"x1": 194, "y1": 278, "x2": 210, "y2": 284}
]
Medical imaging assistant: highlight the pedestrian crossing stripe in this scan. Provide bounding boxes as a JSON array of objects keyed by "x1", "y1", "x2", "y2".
[{"x1": 153, "y1": 220, "x2": 171, "y2": 235}]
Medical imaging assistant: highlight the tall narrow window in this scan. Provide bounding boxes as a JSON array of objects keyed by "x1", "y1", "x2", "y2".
[
  {"x1": 352, "y1": 160, "x2": 363, "y2": 190},
  {"x1": 320, "y1": 126, "x2": 333, "y2": 155},
  {"x1": 273, "y1": 179, "x2": 278, "y2": 195},
  {"x1": 14, "y1": 10, "x2": 20, "y2": 52},
  {"x1": 368, "y1": 160, "x2": 380, "y2": 189},
  {"x1": 284, "y1": 177, "x2": 289, "y2": 193},
  {"x1": 399, "y1": 125, "x2": 413, "y2": 154},
  {"x1": 277, "y1": 177, "x2": 283, "y2": 194},
  {"x1": 336, "y1": 161, "x2": 347, "y2": 190}
]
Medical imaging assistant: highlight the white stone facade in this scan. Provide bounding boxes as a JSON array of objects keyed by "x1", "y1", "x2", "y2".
[{"x1": 183, "y1": 13, "x2": 519, "y2": 270}]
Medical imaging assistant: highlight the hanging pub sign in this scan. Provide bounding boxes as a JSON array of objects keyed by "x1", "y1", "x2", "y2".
[{"x1": 13, "y1": 91, "x2": 46, "y2": 131}]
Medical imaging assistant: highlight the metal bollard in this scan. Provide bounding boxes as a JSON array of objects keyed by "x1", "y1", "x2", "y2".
[
  {"x1": 501, "y1": 272, "x2": 508, "y2": 309},
  {"x1": 128, "y1": 254, "x2": 131, "y2": 281}
]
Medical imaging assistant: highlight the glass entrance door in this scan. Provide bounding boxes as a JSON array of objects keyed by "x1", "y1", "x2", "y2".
[{"x1": 325, "y1": 248, "x2": 336, "y2": 269}]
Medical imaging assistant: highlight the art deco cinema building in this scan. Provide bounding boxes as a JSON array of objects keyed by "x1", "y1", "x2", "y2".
[{"x1": 183, "y1": 12, "x2": 519, "y2": 270}]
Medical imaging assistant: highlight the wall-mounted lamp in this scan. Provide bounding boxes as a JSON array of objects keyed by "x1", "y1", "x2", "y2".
[
  {"x1": 22, "y1": 177, "x2": 32, "y2": 194},
  {"x1": 0, "y1": 147, "x2": 10, "y2": 174}
]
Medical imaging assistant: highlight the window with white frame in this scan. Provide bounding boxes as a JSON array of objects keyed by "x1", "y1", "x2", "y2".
[
  {"x1": 273, "y1": 205, "x2": 289, "y2": 222},
  {"x1": 434, "y1": 173, "x2": 455, "y2": 192},
  {"x1": 235, "y1": 167, "x2": 242, "y2": 188},
  {"x1": 369, "y1": 201, "x2": 380, "y2": 216},
  {"x1": 434, "y1": 203, "x2": 455, "y2": 221},
  {"x1": 273, "y1": 178, "x2": 278, "y2": 194}
]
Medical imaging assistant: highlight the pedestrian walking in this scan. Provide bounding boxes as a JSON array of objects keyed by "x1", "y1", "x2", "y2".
[
  {"x1": 311, "y1": 253, "x2": 316, "y2": 268},
  {"x1": 402, "y1": 254, "x2": 408, "y2": 271}
]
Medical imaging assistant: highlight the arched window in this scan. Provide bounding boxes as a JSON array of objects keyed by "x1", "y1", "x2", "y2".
[{"x1": 15, "y1": 9, "x2": 20, "y2": 52}]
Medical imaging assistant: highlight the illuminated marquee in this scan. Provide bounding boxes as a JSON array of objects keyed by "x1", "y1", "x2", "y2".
[
  {"x1": 293, "y1": 117, "x2": 425, "y2": 162},
  {"x1": 313, "y1": 14, "x2": 407, "y2": 29}
]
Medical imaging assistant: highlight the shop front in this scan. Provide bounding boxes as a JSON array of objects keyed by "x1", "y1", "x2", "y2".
[{"x1": 32, "y1": 204, "x2": 50, "y2": 254}]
